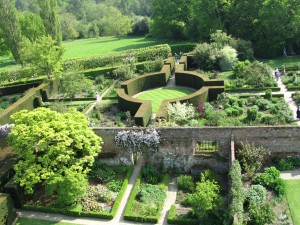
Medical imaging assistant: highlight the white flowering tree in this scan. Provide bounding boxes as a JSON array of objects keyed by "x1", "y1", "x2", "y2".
[
  {"x1": 115, "y1": 129, "x2": 160, "y2": 164},
  {"x1": 0, "y1": 124, "x2": 14, "y2": 138},
  {"x1": 167, "y1": 101, "x2": 197, "y2": 126}
]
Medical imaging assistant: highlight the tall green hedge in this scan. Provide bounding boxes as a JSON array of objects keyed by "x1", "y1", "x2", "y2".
[
  {"x1": 117, "y1": 89, "x2": 152, "y2": 127},
  {"x1": 63, "y1": 44, "x2": 171, "y2": 70},
  {"x1": 0, "y1": 82, "x2": 41, "y2": 95},
  {"x1": 229, "y1": 160, "x2": 244, "y2": 225},
  {"x1": 0, "y1": 193, "x2": 17, "y2": 225},
  {"x1": 0, "y1": 83, "x2": 48, "y2": 125},
  {"x1": 121, "y1": 72, "x2": 168, "y2": 96}
]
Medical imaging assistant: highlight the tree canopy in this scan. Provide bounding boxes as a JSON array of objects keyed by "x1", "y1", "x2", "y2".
[
  {"x1": 20, "y1": 35, "x2": 65, "y2": 79},
  {"x1": 8, "y1": 108, "x2": 103, "y2": 198}
]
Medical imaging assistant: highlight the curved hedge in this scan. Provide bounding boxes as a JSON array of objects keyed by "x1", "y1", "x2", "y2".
[
  {"x1": 155, "y1": 63, "x2": 224, "y2": 119},
  {"x1": 117, "y1": 57, "x2": 174, "y2": 126},
  {"x1": 117, "y1": 89, "x2": 152, "y2": 127}
]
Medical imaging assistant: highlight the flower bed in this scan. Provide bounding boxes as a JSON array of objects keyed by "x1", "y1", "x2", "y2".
[
  {"x1": 22, "y1": 162, "x2": 134, "y2": 219},
  {"x1": 124, "y1": 164, "x2": 170, "y2": 223}
]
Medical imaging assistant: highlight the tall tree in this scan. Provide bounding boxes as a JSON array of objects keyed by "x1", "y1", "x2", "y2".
[
  {"x1": 0, "y1": 0, "x2": 23, "y2": 62},
  {"x1": 38, "y1": 0, "x2": 62, "y2": 45},
  {"x1": 20, "y1": 35, "x2": 65, "y2": 79},
  {"x1": 19, "y1": 12, "x2": 46, "y2": 41},
  {"x1": 8, "y1": 108, "x2": 102, "y2": 205},
  {"x1": 187, "y1": 0, "x2": 226, "y2": 41},
  {"x1": 151, "y1": 0, "x2": 190, "y2": 39}
]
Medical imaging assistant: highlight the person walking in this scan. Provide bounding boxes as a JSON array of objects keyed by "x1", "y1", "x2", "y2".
[
  {"x1": 274, "y1": 68, "x2": 280, "y2": 81},
  {"x1": 297, "y1": 106, "x2": 300, "y2": 120}
]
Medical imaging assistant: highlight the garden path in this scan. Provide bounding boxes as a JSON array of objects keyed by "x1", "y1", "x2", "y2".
[
  {"x1": 280, "y1": 168, "x2": 300, "y2": 180},
  {"x1": 84, "y1": 80, "x2": 118, "y2": 116},
  {"x1": 275, "y1": 76, "x2": 300, "y2": 125},
  {"x1": 16, "y1": 158, "x2": 179, "y2": 225}
]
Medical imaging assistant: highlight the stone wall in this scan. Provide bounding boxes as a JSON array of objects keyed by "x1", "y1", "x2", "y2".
[{"x1": 93, "y1": 126, "x2": 300, "y2": 173}]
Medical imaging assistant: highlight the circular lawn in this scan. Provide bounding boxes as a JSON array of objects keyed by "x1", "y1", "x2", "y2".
[{"x1": 136, "y1": 87, "x2": 195, "y2": 113}]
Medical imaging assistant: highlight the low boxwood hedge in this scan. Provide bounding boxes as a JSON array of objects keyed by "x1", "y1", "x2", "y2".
[{"x1": 167, "y1": 205, "x2": 198, "y2": 225}]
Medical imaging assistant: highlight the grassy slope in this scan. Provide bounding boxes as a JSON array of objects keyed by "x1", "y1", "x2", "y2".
[
  {"x1": 0, "y1": 36, "x2": 193, "y2": 71},
  {"x1": 136, "y1": 87, "x2": 194, "y2": 113},
  {"x1": 285, "y1": 180, "x2": 300, "y2": 225},
  {"x1": 16, "y1": 218, "x2": 79, "y2": 225}
]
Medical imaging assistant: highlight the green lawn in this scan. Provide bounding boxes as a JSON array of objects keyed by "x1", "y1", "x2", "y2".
[
  {"x1": 285, "y1": 180, "x2": 300, "y2": 225},
  {"x1": 136, "y1": 87, "x2": 195, "y2": 113},
  {"x1": 0, "y1": 36, "x2": 193, "y2": 71},
  {"x1": 262, "y1": 55, "x2": 300, "y2": 68},
  {"x1": 16, "y1": 218, "x2": 79, "y2": 225}
]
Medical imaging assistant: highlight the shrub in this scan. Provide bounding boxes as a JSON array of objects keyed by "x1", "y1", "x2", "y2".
[
  {"x1": 89, "y1": 161, "x2": 116, "y2": 183},
  {"x1": 233, "y1": 60, "x2": 251, "y2": 78},
  {"x1": 237, "y1": 141, "x2": 268, "y2": 178},
  {"x1": 45, "y1": 169, "x2": 88, "y2": 207},
  {"x1": 137, "y1": 184, "x2": 166, "y2": 205},
  {"x1": 188, "y1": 176, "x2": 222, "y2": 219},
  {"x1": 219, "y1": 46, "x2": 238, "y2": 71},
  {"x1": 225, "y1": 105, "x2": 243, "y2": 117},
  {"x1": 246, "y1": 185, "x2": 266, "y2": 203},
  {"x1": 192, "y1": 42, "x2": 219, "y2": 71},
  {"x1": 246, "y1": 105, "x2": 259, "y2": 122},
  {"x1": 141, "y1": 164, "x2": 161, "y2": 184},
  {"x1": 265, "y1": 89, "x2": 272, "y2": 99},
  {"x1": 107, "y1": 179, "x2": 123, "y2": 192},
  {"x1": 255, "y1": 167, "x2": 285, "y2": 196},
  {"x1": 248, "y1": 201, "x2": 276, "y2": 225},
  {"x1": 240, "y1": 61, "x2": 273, "y2": 87},
  {"x1": 177, "y1": 175, "x2": 194, "y2": 192},
  {"x1": 167, "y1": 101, "x2": 196, "y2": 126},
  {"x1": 236, "y1": 39, "x2": 254, "y2": 61}
]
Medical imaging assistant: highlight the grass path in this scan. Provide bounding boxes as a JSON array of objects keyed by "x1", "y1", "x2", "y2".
[
  {"x1": 284, "y1": 180, "x2": 300, "y2": 225},
  {"x1": 136, "y1": 87, "x2": 194, "y2": 113}
]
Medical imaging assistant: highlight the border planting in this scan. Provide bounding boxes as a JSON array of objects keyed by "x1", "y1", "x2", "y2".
[{"x1": 22, "y1": 166, "x2": 134, "y2": 219}]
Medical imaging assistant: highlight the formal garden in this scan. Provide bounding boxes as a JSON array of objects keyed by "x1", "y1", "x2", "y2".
[{"x1": 2, "y1": 0, "x2": 300, "y2": 224}]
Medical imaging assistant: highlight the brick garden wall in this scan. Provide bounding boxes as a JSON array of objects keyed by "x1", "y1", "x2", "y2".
[{"x1": 94, "y1": 126, "x2": 300, "y2": 174}]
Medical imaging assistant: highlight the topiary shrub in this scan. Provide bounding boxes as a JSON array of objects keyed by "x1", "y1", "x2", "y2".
[{"x1": 0, "y1": 193, "x2": 16, "y2": 225}]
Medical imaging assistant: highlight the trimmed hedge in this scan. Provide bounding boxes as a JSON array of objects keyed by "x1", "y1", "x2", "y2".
[
  {"x1": 0, "y1": 159, "x2": 17, "y2": 190},
  {"x1": 225, "y1": 87, "x2": 280, "y2": 93},
  {"x1": 0, "y1": 81, "x2": 42, "y2": 96},
  {"x1": 63, "y1": 44, "x2": 171, "y2": 70},
  {"x1": 0, "y1": 83, "x2": 49, "y2": 125},
  {"x1": 121, "y1": 72, "x2": 169, "y2": 96},
  {"x1": 179, "y1": 55, "x2": 187, "y2": 70},
  {"x1": 0, "y1": 193, "x2": 17, "y2": 225},
  {"x1": 169, "y1": 43, "x2": 196, "y2": 55},
  {"x1": 0, "y1": 67, "x2": 34, "y2": 85},
  {"x1": 117, "y1": 89, "x2": 152, "y2": 127},
  {"x1": 22, "y1": 166, "x2": 134, "y2": 219},
  {"x1": 82, "y1": 61, "x2": 153, "y2": 79},
  {"x1": 167, "y1": 205, "x2": 198, "y2": 225},
  {"x1": 286, "y1": 86, "x2": 300, "y2": 91}
]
